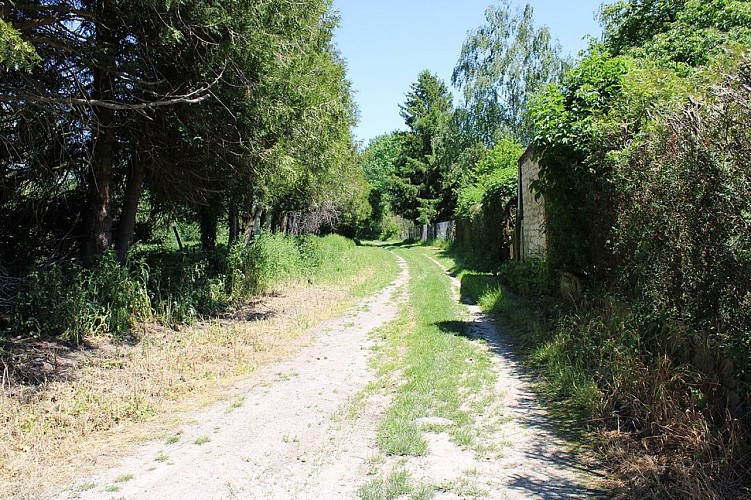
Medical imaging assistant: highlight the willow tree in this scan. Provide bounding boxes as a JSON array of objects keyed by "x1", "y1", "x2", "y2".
[{"x1": 452, "y1": 1, "x2": 568, "y2": 143}]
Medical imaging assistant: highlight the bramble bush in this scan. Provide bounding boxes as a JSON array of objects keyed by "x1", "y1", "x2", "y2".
[{"x1": 529, "y1": 45, "x2": 751, "y2": 497}]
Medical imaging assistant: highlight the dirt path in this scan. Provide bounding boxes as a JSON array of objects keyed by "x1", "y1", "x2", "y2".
[
  {"x1": 416, "y1": 251, "x2": 602, "y2": 498},
  {"x1": 57, "y1": 248, "x2": 600, "y2": 499},
  {"x1": 58, "y1": 255, "x2": 410, "y2": 499}
]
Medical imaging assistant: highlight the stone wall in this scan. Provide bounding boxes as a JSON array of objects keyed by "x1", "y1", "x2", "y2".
[{"x1": 518, "y1": 146, "x2": 547, "y2": 259}]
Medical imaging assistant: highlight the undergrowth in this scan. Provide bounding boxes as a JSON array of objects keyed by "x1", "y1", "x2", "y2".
[
  {"x1": 5, "y1": 233, "x2": 359, "y2": 343},
  {"x1": 439, "y1": 244, "x2": 751, "y2": 498}
]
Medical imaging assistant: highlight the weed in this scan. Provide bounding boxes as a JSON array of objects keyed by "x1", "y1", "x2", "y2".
[
  {"x1": 357, "y1": 469, "x2": 414, "y2": 500},
  {"x1": 226, "y1": 396, "x2": 245, "y2": 412},
  {"x1": 12, "y1": 253, "x2": 150, "y2": 343},
  {"x1": 194, "y1": 435, "x2": 210, "y2": 445},
  {"x1": 165, "y1": 434, "x2": 180, "y2": 445},
  {"x1": 225, "y1": 481, "x2": 238, "y2": 498},
  {"x1": 155, "y1": 452, "x2": 169, "y2": 462},
  {"x1": 70, "y1": 482, "x2": 96, "y2": 492},
  {"x1": 435, "y1": 477, "x2": 489, "y2": 497},
  {"x1": 114, "y1": 474, "x2": 134, "y2": 483}
]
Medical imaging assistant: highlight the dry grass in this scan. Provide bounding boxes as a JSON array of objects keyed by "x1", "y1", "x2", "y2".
[{"x1": 0, "y1": 274, "x2": 378, "y2": 498}]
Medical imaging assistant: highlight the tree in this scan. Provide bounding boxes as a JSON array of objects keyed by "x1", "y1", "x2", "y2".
[
  {"x1": 360, "y1": 132, "x2": 402, "y2": 237},
  {"x1": 452, "y1": 1, "x2": 568, "y2": 143},
  {"x1": 0, "y1": 18, "x2": 38, "y2": 70},
  {"x1": 390, "y1": 71, "x2": 454, "y2": 224},
  {"x1": 399, "y1": 70, "x2": 453, "y2": 154},
  {"x1": 600, "y1": 0, "x2": 751, "y2": 68},
  {"x1": 0, "y1": 0, "x2": 233, "y2": 264},
  {"x1": 0, "y1": 0, "x2": 360, "y2": 269}
]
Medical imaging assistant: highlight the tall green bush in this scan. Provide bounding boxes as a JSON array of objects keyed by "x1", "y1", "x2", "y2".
[
  {"x1": 13, "y1": 253, "x2": 150, "y2": 343},
  {"x1": 529, "y1": 37, "x2": 751, "y2": 495}
]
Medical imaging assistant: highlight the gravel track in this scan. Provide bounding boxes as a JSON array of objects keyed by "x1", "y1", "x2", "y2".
[
  {"x1": 60, "y1": 255, "x2": 409, "y2": 499},
  {"x1": 57, "y1": 249, "x2": 600, "y2": 499}
]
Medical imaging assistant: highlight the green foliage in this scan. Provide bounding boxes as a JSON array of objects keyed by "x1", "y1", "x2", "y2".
[
  {"x1": 452, "y1": 138, "x2": 523, "y2": 265},
  {"x1": 601, "y1": 0, "x2": 751, "y2": 69},
  {"x1": 390, "y1": 72, "x2": 455, "y2": 224},
  {"x1": 8, "y1": 234, "x2": 361, "y2": 342},
  {"x1": 452, "y1": 1, "x2": 568, "y2": 143},
  {"x1": 610, "y1": 67, "x2": 751, "y2": 403},
  {"x1": 0, "y1": 0, "x2": 360, "y2": 271},
  {"x1": 496, "y1": 257, "x2": 551, "y2": 297},
  {"x1": 529, "y1": 2, "x2": 751, "y2": 490},
  {"x1": 454, "y1": 137, "x2": 523, "y2": 221},
  {"x1": 360, "y1": 133, "x2": 403, "y2": 238},
  {"x1": 0, "y1": 19, "x2": 39, "y2": 71},
  {"x1": 454, "y1": 185, "x2": 485, "y2": 222},
  {"x1": 400, "y1": 70, "x2": 453, "y2": 147},
  {"x1": 13, "y1": 254, "x2": 150, "y2": 344},
  {"x1": 139, "y1": 249, "x2": 228, "y2": 323},
  {"x1": 248, "y1": 233, "x2": 305, "y2": 293},
  {"x1": 529, "y1": 48, "x2": 631, "y2": 275}
]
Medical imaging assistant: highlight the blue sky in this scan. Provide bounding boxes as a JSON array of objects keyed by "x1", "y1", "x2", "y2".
[{"x1": 332, "y1": 0, "x2": 605, "y2": 145}]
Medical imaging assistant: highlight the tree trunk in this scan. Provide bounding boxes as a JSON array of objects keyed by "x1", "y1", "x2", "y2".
[
  {"x1": 115, "y1": 162, "x2": 147, "y2": 263},
  {"x1": 200, "y1": 206, "x2": 217, "y2": 252},
  {"x1": 228, "y1": 200, "x2": 239, "y2": 246},
  {"x1": 271, "y1": 209, "x2": 285, "y2": 233},
  {"x1": 82, "y1": 0, "x2": 117, "y2": 265}
]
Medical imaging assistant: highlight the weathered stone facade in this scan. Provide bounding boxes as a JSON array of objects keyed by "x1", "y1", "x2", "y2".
[{"x1": 517, "y1": 146, "x2": 546, "y2": 259}]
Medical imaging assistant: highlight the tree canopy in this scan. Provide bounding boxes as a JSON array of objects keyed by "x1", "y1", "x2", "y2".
[
  {"x1": 0, "y1": 0, "x2": 365, "y2": 271},
  {"x1": 452, "y1": 1, "x2": 568, "y2": 144}
]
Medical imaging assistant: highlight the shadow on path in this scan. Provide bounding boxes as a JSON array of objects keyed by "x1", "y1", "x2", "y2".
[{"x1": 435, "y1": 317, "x2": 608, "y2": 498}]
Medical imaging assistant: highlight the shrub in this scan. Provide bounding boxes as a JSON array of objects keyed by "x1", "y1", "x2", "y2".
[
  {"x1": 12, "y1": 253, "x2": 150, "y2": 343},
  {"x1": 226, "y1": 244, "x2": 257, "y2": 304},
  {"x1": 497, "y1": 257, "x2": 552, "y2": 297},
  {"x1": 7, "y1": 233, "x2": 359, "y2": 342},
  {"x1": 137, "y1": 249, "x2": 227, "y2": 324},
  {"x1": 249, "y1": 233, "x2": 304, "y2": 293}
]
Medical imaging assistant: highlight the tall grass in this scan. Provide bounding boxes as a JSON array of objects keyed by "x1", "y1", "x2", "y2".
[
  {"x1": 12, "y1": 254, "x2": 151, "y2": 343},
  {"x1": 7, "y1": 234, "x2": 364, "y2": 343}
]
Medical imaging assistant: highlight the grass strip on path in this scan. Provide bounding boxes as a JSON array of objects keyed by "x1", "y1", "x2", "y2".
[{"x1": 375, "y1": 246, "x2": 497, "y2": 457}]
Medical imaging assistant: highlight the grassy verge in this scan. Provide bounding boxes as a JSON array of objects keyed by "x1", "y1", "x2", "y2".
[
  {"x1": 435, "y1": 243, "x2": 751, "y2": 498},
  {"x1": 0, "y1": 240, "x2": 398, "y2": 498},
  {"x1": 425, "y1": 246, "x2": 603, "y2": 418}
]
